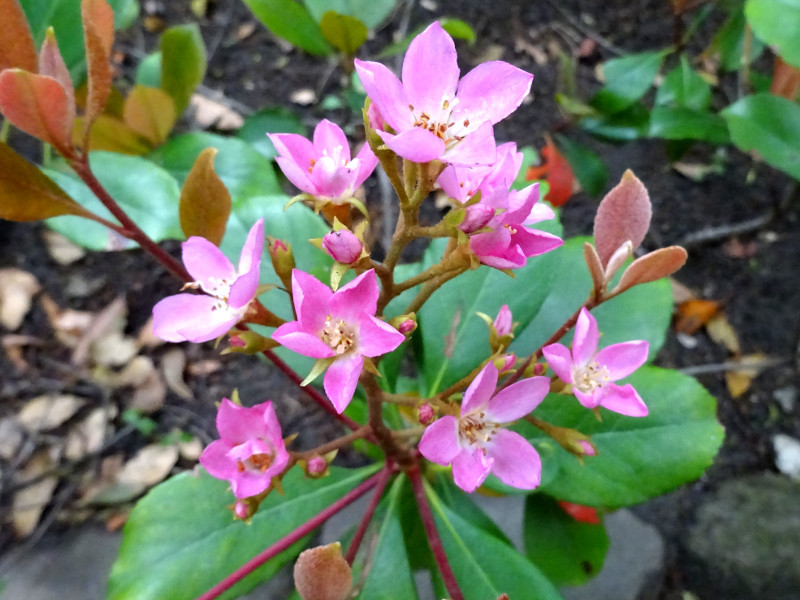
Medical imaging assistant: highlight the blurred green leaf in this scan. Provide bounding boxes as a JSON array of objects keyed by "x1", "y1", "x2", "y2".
[
  {"x1": 237, "y1": 106, "x2": 306, "y2": 160},
  {"x1": 746, "y1": 0, "x2": 800, "y2": 68},
  {"x1": 554, "y1": 135, "x2": 608, "y2": 196},
  {"x1": 160, "y1": 24, "x2": 207, "y2": 116},
  {"x1": 319, "y1": 11, "x2": 368, "y2": 55},
  {"x1": 441, "y1": 18, "x2": 476, "y2": 44},
  {"x1": 721, "y1": 93, "x2": 800, "y2": 179},
  {"x1": 243, "y1": 0, "x2": 332, "y2": 56},
  {"x1": 656, "y1": 56, "x2": 712, "y2": 111},
  {"x1": 580, "y1": 103, "x2": 651, "y2": 141},
  {"x1": 591, "y1": 50, "x2": 670, "y2": 114},
  {"x1": 303, "y1": 0, "x2": 396, "y2": 29},
  {"x1": 135, "y1": 51, "x2": 162, "y2": 88},
  {"x1": 649, "y1": 107, "x2": 730, "y2": 144},
  {"x1": 709, "y1": 7, "x2": 765, "y2": 71}
]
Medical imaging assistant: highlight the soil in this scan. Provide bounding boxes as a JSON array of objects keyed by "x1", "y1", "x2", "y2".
[{"x1": 1, "y1": 1, "x2": 799, "y2": 599}]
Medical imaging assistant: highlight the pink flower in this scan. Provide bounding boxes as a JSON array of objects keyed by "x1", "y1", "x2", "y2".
[
  {"x1": 199, "y1": 398, "x2": 290, "y2": 499},
  {"x1": 152, "y1": 219, "x2": 264, "y2": 343},
  {"x1": 268, "y1": 119, "x2": 378, "y2": 202},
  {"x1": 354, "y1": 22, "x2": 533, "y2": 166},
  {"x1": 542, "y1": 308, "x2": 649, "y2": 417},
  {"x1": 418, "y1": 363, "x2": 549, "y2": 493},
  {"x1": 322, "y1": 229, "x2": 363, "y2": 264},
  {"x1": 271, "y1": 269, "x2": 405, "y2": 413}
]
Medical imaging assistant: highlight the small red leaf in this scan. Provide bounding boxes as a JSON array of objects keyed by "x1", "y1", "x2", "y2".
[
  {"x1": 525, "y1": 137, "x2": 575, "y2": 207},
  {"x1": 38, "y1": 29, "x2": 76, "y2": 130},
  {"x1": 613, "y1": 246, "x2": 688, "y2": 296},
  {"x1": 557, "y1": 500, "x2": 600, "y2": 525},
  {"x1": 770, "y1": 56, "x2": 800, "y2": 101},
  {"x1": 593, "y1": 169, "x2": 652, "y2": 268},
  {"x1": 0, "y1": 0, "x2": 37, "y2": 73}
]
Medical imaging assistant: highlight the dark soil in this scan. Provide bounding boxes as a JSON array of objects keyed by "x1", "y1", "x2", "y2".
[{"x1": 2, "y1": 1, "x2": 799, "y2": 599}]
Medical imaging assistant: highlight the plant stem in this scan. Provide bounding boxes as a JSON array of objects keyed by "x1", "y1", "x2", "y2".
[
  {"x1": 407, "y1": 465, "x2": 464, "y2": 600},
  {"x1": 293, "y1": 425, "x2": 373, "y2": 461},
  {"x1": 361, "y1": 374, "x2": 415, "y2": 466},
  {"x1": 344, "y1": 467, "x2": 392, "y2": 565},
  {"x1": 195, "y1": 469, "x2": 386, "y2": 600}
]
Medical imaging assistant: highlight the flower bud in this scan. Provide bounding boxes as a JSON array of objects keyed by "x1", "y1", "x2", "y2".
[
  {"x1": 418, "y1": 402, "x2": 435, "y2": 425},
  {"x1": 389, "y1": 313, "x2": 417, "y2": 336},
  {"x1": 233, "y1": 500, "x2": 249, "y2": 520},
  {"x1": 532, "y1": 362, "x2": 545, "y2": 376},
  {"x1": 307, "y1": 456, "x2": 327, "y2": 475},
  {"x1": 268, "y1": 237, "x2": 295, "y2": 291},
  {"x1": 398, "y1": 319, "x2": 416, "y2": 335},
  {"x1": 459, "y1": 204, "x2": 495, "y2": 233},
  {"x1": 322, "y1": 229, "x2": 362, "y2": 264},
  {"x1": 367, "y1": 101, "x2": 386, "y2": 132},
  {"x1": 493, "y1": 354, "x2": 516, "y2": 373},
  {"x1": 577, "y1": 440, "x2": 597, "y2": 457},
  {"x1": 294, "y1": 542, "x2": 352, "y2": 600},
  {"x1": 493, "y1": 304, "x2": 513, "y2": 337}
]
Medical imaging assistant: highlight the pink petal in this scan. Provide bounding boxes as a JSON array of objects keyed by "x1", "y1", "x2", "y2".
[
  {"x1": 152, "y1": 294, "x2": 238, "y2": 343},
  {"x1": 598, "y1": 383, "x2": 648, "y2": 417},
  {"x1": 331, "y1": 269, "x2": 379, "y2": 321},
  {"x1": 261, "y1": 401, "x2": 285, "y2": 443},
  {"x1": 199, "y1": 439, "x2": 236, "y2": 480},
  {"x1": 461, "y1": 362, "x2": 499, "y2": 414},
  {"x1": 181, "y1": 236, "x2": 236, "y2": 286},
  {"x1": 572, "y1": 308, "x2": 599, "y2": 367},
  {"x1": 269, "y1": 133, "x2": 316, "y2": 193},
  {"x1": 402, "y1": 21, "x2": 459, "y2": 111},
  {"x1": 310, "y1": 155, "x2": 354, "y2": 198},
  {"x1": 324, "y1": 354, "x2": 363, "y2": 413},
  {"x1": 512, "y1": 227, "x2": 564, "y2": 259},
  {"x1": 418, "y1": 415, "x2": 461, "y2": 465},
  {"x1": 357, "y1": 316, "x2": 405, "y2": 357},
  {"x1": 595, "y1": 340, "x2": 650, "y2": 380},
  {"x1": 354, "y1": 59, "x2": 411, "y2": 133},
  {"x1": 525, "y1": 200, "x2": 556, "y2": 225},
  {"x1": 486, "y1": 376, "x2": 550, "y2": 422},
  {"x1": 313, "y1": 119, "x2": 350, "y2": 160},
  {"x1": 292, "y1": 269, "x2": 332, "y2": 330},
  {"x1": 216, "y1": 399, "x2": 268, "y2": 443},
  {"x1": 573, "y1": 387, "x2": 601, "y2": 409},
  {"x1": 486, "y1": 429, "x2": 541, "y2": 490},
  {"x1": 378, "y1": 128, "x2": 445, "y2": 163},
  {"x1": 237, "y1": 218, "x2": 264, "y2": 275},
  {"x1": 454, "y1": 61, "x2": 533, "y2": 126},
  {"x1": 271, "y1": 322, "x2": 335, "y2": 358},
  {"x1": 230, "y1": 470, "x2": 272, "y2": 499},
  {"x1": 353, "y1": 143, "x2": 379, "y2": 188},
  {"x1": 437, "y1": 164, "x2": 469, "y2": 202},
  {"x1": 275, "y1": 156, "x2": 316, "y2": 195},
  {"x1": 452, "y1": 449, "x2": 493, "y2": 493},
  {"x1": 541, "y1": 344, "x2": 574, "y2": 383},
  {"x1": 228, "y1": 266, "x2": 259, "y2": 309},
  {"x1": 442, "y1": 121, "x2": 496, "y2": 166},
  {"x1": 470, "y1": 226, "x2": 511, "y2": 261}
]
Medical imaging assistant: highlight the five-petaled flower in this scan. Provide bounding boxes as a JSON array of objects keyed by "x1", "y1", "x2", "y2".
[
  {"x1": 268, "y1": 119, "x2": 378, "y2": 203},
  {"x1": 199, "y1": 398, "x2": 290, "y2": 499},
  {"x1": 419, "y1": 362, "x2": 549, "y2": 493},
  {"x1": 354, "y1": 22, "x2": 533, "y2": 166},
  {"x1": 152, "y1": 218, "x2": 264, "y2": 343},
  {"x1": 542, "y1": 308, "x2": 649, "y2": 417},
  {"x1": 271, "y1": 269, "x2": 405, "y2": 413}
]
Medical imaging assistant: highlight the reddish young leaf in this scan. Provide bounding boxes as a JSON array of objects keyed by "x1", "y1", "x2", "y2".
[
  {"x1": 123, "y1": 85, "x2": 176, "y2": 146},
  {"x1": 592, "y1": 169, "x2": 652, "y2": 268},
  {"x1": 557, "y1": 501, "x2": 600, "y2": 525},
  {"x1": 38, "y1": 29, "x2": 76, "y2": 130},
  {"x1": 0, "y1": 0, "x2": 37, "y2": 73},
  {"x1": 179, "y1": 148, "x2": 232, "y2": 246},
  {"x1": 0, "y1": 141, "x2": 93, "y2": 221},
  {"x1": 81, "y1": 0, "x2": 115, "y2": 144},
  {"x1": 525, "y1": 136, "x2": 575, "y2": 207},
  {"x1": 583, "y1": 241, "x2": 605, "y2": 294},
  {"x1": 0, "y1": 69, "x2": 74, "y2": 155},
  {"x1": 770, "y1": 56, "x2": 800, "y2": 101},
  {"x1": 612, "y1": 246, "x2": 688, "y2": 296}
]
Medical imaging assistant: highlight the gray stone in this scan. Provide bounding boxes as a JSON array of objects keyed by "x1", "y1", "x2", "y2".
[{"x1": 686, "y1": 473, "x2": 800, "y2": 600}]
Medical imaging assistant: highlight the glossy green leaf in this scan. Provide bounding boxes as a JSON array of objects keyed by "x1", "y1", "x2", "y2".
[
  {"x1": 519, "y1": 366, "x2": 723, "y2": 507},
  {"x1": 441, "y1": 18, "x2": 476, "y2": 44},
  {"x1": 554, "y1": 135, "x2": 608, "y2": 196},
  {"x1": 746, "y1": 0, "x2": 800, "y2": 68},
  {"x1": 426, "y1": 482, "x2": 564, "y2": 600},
  {"x1": 303, "y1": 0, "x2": 396, "y2": 29},
  {"x1": 237, "y1": 106, "x2": 306, "y2": 160},
  {"x1": 648, "y1": 106, "x2": 730, "y2": 144},
  {"x1": 524, "y1": 494, "x2": 609, "y2": 585},
  {"x1": 243, "y1": 0, "x2": 332, "y2": 56},
  {"x1": 319, "y1": 11, "x2": 368, "y2": 55},
  {"x1": 721, "y1": 93, "x2": 800, "y2": 179},
  {"x1": 580, "y1": 103, "x2": 651, "y2": 141},
  {"x1": 656, "y1": 56, "x2": 712, "y2": 111},
  {"x1": 710, "y1": 6, "x2": 765, "y2": 71},
  {"x1": 356, "y1": 476, "x2": 418, "y2": 599},
  {"x1": 108, "y1": 465, "x2": 379, "y2": 600},
  {"x1": 160, "y1": 24, "x2": 207, "y2": 116},
  {"x1": 591, "y1": 50, "x2": 669, "y2": 114},
  {"x1": 44, "y1": 151, "x2": 181, "y2": 250},
  {"x1": 135, "y1": 50, "x2": 162, "y2": 87}
]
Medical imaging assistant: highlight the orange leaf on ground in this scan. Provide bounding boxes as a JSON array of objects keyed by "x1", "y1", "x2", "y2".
[
  {"x1": 179, "y1": 147, "x2": 232, "y2": 246},
  {"x1": 525, "y1": 137, "x2": 575, "y2": 207},
  {"x1": 770, "y1": 56, "x2": 800, "y2": 101},
  {"x1": 0, "y1": 0, "x2": 37, "y2": 72},
  {"x1": 674, "y1": 298, "x2": 720, "y2": 335},
  {"x1": 123, "y1": 85, "x2": 176, "y2": 146},
  {"x1": 81, "y1": 0, "x2": 114, "y2": 143}
]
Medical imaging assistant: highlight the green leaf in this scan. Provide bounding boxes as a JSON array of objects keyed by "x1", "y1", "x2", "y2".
[
  {"x1": 710, "y1": 6, "x2": 765, "y2": 71},
  {"x1": 648, "y1": 106, "x2": 730, "y2": 144},
  {"x1": 356, "y1": 476, "x2": 418, "y2": 599},
  {"x1": 721, "y1": 93, "x2": 800, "y2": 179},
  {"x1": 303, "y1": 0, "x2": 396, "y2": 29},
  {"x1": 319, "y1": 11, "x2": 368, "y2": 55},
  {"x1": 524, "y1": 494, "x2": 609, "y2": 586},
  {"x1": 553, "y1": 135, "x2": 608, "y2": 196},
  {"x1": 108, "y1": 465, "x2": 379, "y2": 600},
  {"x1": 746, "y1": 0, "x2": 800, "y2": 68},
  {"x1": 656, "y1": 56, "x2": 712, "y2": 111},
  {"x1": 243, "y1": 0, "x2": 332, "y2": 56},
  {"x1": 580, "y1": 103, "x2": 651, "y2": 141},
  {"x1": 521, "y1": 367, "x2": 723, "y2": 507},
  {"x1": 135, "y1": 50, "x2": 162, "y2": 87},
  {"x1": 591, "y1": 50, "x2": 669, "y2": 114},
  {"x1": 417, "y1": 218, "x2": 563, "y2": 396},
  {"x1": 160, "y1": 24, "x2": 207, "y2": 116},
  {"x1": 237, "y1": 106, "x2": 306, "y2": 160},
  {"x1": 426, "y1": 483, "x2": 564, "y2": 600},
  {"x1": 441, "y1": 18, "x2": 476, "y2": 44},
  {"x1": 44, "y1": 151, "x2": 182, "y2": 250}
]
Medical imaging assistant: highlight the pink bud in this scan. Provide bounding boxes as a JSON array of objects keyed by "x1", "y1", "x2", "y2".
[
  {"x1": 322, "y1": 230, "x2": 362, "y2": 264},
  {"x1": 229, "y1": 335, "x2": 246, "y2": 348},
  {"x1": 233, "y1": 500, "x2": 249, "y2": 520},
  {"x1": 459, "y1": 204, "x2": 495, "y2": 233},
  {"x1": 493, "y1": 305, "x2": 512, "y2": 337},
  {"x1": 418, "y1": 403, "x2": 434, "y2": 425},
  {"x1": 270, "y1": 238, "x2": 288, "y2": 253},
  {"x1": 577, "y1": 440, "x2": 597, "y2": 456},
  {"x1": 307, "y1": 456, "x2": 327, "y2": 475},
  {"x1": 496, "y1": 354, "x2": 516, "y2": 372},
  {"x1": 398, "y1": 319, "x2": 416, "y2": 335},
  {"x1": 533, "y1": 363, "x2": 545, "y2": 376}
]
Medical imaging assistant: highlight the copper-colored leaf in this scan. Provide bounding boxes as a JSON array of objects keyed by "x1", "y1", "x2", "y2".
[
  {"x1": 179, "y1": 147, "x2": 231, "y2": 245},
  {"x1": 0, "y1": 141, "x2": 92, "y2": 221},
  {"x1": 0, "y1": 0, "x2": 37, "y2": 72},
  {"x1": 0, "y1": 69, "x2": 74, "y2": 154},
  {"x1": 74, "y1": 114, "x2": 152, "y2": 155},
  {"x1": 525, "y1": 136, "x2": 576, "y2": 207},
  {"x1": 675, "y1": 298, "x2": 720, "y2": 335},
  {"x1": 123, "y1": 85, "x2": 176, "y2": 146},
  {"x1": 81, "y1": 0, "x2": 114, "y2": 143},
  {"x1": 593, "y1": 169, "x2": 652, "y2": 267},
  {"x1": 770, "y1": 56, "x2": 800, "y2": 101},
  {"x1": 38, "y1": 29, "x2": 76, "y2": 126},
  {"x1": 583, "y1": 242, "x2": 605, "y2": 294},
  {"x1": 614, "y1": 246, "x2": 688, "y2": 295}
]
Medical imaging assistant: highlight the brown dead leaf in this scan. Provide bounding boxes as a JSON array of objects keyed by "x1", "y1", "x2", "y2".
[
  {"x1": 0, "y1": 417, "x2": 25, "y2": 460},
  {"x1": 86, "y1": 444, "x2": 179, "y2": 504},
  {"x1": 0, "y1": 268, "x2": 40, "y2": 330},
  {"x1": 187, "y1": 358, "x2": 223, "y2": 376},
  {"x1": 725, "y1": 353, "x2": 769, "y2": 398},
  {"x1": 706, "y1": 312, "x2": 741, "y2": 355},
  {"x1": 137, "y1": 315, "x2": 164, "y2": 348},
  {"x1": 65, "y1": 405, "x2": 117, "y2": 460},
  {"x1": 675, "y1": 299, "x2": 720, "y2": 335},
  {"x1": 178, "y1": 435, "x2": 203, "y2": 461},
  {"x1": 670, "y1": 278, "x2": 696, "y2": 304},
  {"x1": 162, "y1": 347, "x2": 192, "y2": 400},
  {"x1": 190, "y1": 94, "x2": 244, "y2": 130},
  {"x1": 128, "y1": 367, "x2": 166, "y2": 414},
  {"x1": 232, "y1": 21, "x2": 256, "y2": 42},
  {"x1": 90, "y1": 330, "x2": 139, "y2": 367},
  {"x1": 474, "y1": 43, "x2": 505, "y2": 64},
  {"x1": 12, "y1": 449, "x2": 59, "y2": 537},
  {"x1": 2, "y1": 334, "x2": 43, "y2": 371},
  {"x1": 40, "y1": 294, "x2": 94, "y2": 347},
  {"x1": 72, "y1": 296, "x2": 128, "y2": 365},
  {"x1": 17, "y1": 394, "x2": 85, "y2": 432},
  {"x1": 115, "y1": 355, "x2": 156, "y2": 387},
  {"x1": 42, "y1": 230, "x2": 86, "y2": 265}
]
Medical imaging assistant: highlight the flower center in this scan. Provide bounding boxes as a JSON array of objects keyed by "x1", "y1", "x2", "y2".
[
  {"x1": 321, "y1": 315, "x2": 357, "y2": 355},
  {"x1": 573, "y1": 360, "x2": 611, "y2": 394},
  {"x1": 409, "y1": 95, "x2": 470, "y2": 147},
  {"x1": 237, "y1": 451, "x2": 274, "y2": 473},
  {"x1": 458, "y1": 411, "x2": 500, "y2": 450}
]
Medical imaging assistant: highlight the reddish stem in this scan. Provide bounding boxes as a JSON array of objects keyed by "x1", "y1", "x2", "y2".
[
  {"x1": 407, "y1": 466, "x2": 464, "y2": 600},
  {"x1": 344, "y1": 466, "x2": 392, "y2": 565},
  {"x1": 195, "y1": 469, "x2": 386, "y2": 600}
]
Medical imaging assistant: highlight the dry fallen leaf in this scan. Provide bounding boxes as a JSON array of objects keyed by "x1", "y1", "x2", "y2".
[
  {"x1": 85, "y1": 444, "x2": 179, "y2": 504},
  {"x1": 178, "y1": 435, "x2": 204, "y2": 461},
  {"x1": 12, "y1": 449, "x2": 59, "y2": 537},
  {"x1": 40, "y1": 294, "x2": 94, "y2": 348},
  {"x1": 190, "y1": 94, "x2": 245, "y2": 130},
  {"x1": 0, "y1": 417, "x2": 25, "y2": 460},
  {"x1": 128, "y1": 367, "x2": 166, "y2": 414},
  {"x1": 162, "y1": 347, "x2": 192, "y2": 400},
  {"x1": 90, "y1": 330, "x2": 139, "y2": 367},
  {"x1": 2, "y1": 334, "x2": 43, "y2": 371},
  {"x1": 675, "y1": 298, "x2": 721, "y2": 335},
  {"x1": 73, "y1": 296, "x2": 129, "y2": 366},
  {"x1": 42, "y1": 230, "x2": 86, "y2": 265},
  {"x1": 65, "y1": 405, "x2": 117, "y2": 460},
  {"x1": 290, "y1": 88, "x2": 317, "y2": 106},
  {"x1": 724, "y1": 353, "x2": 769, "y2": 398},
  {"x1": 0, "y1": 268, "x2": 40, "y2": 330},
  {"x1": 706, "y1": 312, "x2": 741, "y2": 355},
  {"x1": 17, "y1": 394, "x2": 85, "y2": 432}
]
